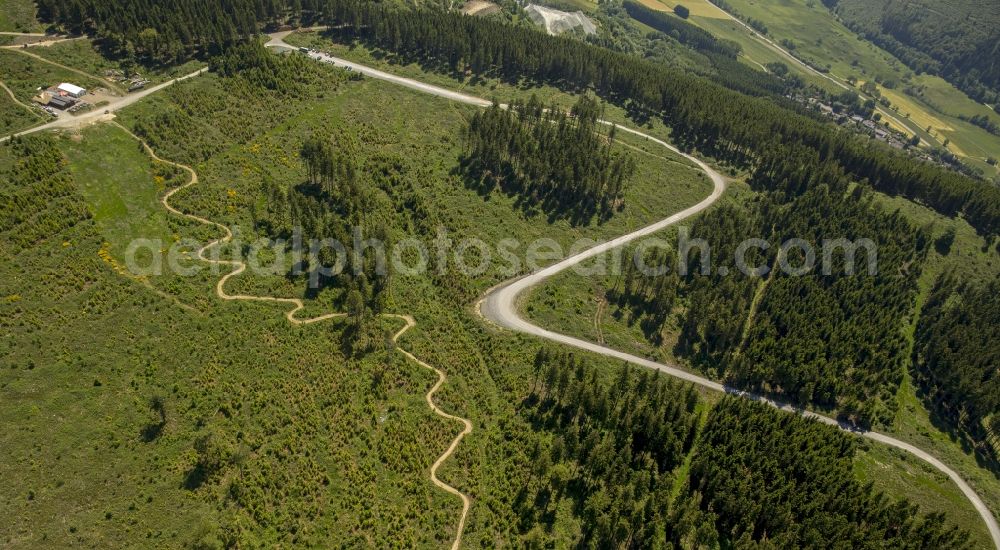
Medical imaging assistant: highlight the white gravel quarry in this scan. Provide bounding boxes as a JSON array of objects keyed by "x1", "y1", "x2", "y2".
[{"x1": 524, "y1": 4, "x2": 597, "y2": 35}]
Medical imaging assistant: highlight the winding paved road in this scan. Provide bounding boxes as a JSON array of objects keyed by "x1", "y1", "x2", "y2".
[{"x1": 264, "y1": 33, "x2": 1000, "y2": 547}]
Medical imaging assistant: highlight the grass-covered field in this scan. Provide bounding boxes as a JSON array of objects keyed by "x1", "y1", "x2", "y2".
[
  {"x1": 0, "y1": 0, "x2": 45, "y2": 32},
  {"x1": 876, "y1": 190, "x2": 1000, "y2": 544},
  {"x1": 3, "y1": 25, "x2": 995, "y2": 548},
  {"x1": 0, "y1": 49, "x2": 715, "y2": 546}
]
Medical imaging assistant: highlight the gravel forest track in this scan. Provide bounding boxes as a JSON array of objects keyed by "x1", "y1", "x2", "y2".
[{"x1": 112, "y1": 121, "x2": 472, "y2": 550}]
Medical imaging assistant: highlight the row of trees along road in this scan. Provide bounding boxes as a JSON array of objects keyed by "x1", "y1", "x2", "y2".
[{"x1": 462, "y1": 95, "x2": 635, "y2": 224}]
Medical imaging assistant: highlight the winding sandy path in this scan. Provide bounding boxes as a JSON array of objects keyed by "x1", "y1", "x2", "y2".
[{"x1": 111, "y1": 122, "x2": 472, "y2": 550}]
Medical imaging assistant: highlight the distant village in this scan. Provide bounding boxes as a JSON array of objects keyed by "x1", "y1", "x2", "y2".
[
  {"x1": 798, "y1": 95, "x2": 910, "y2": 148},
  {"x1": 789, "y1": 93, "x2": 965, "y2": 173}
]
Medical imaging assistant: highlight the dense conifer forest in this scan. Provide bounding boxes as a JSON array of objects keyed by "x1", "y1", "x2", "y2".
[
  {"x1": 516, "y1": 350, "x2": 700, "y2": 546},
  {"x1": 684, "y1": 398, "x2": 972, "y2": 548},
  {"x1": 514, "y1": 353, "x2": 972, "y2": 547},
  {"x1": 462, "y1": 96, "x2": 635, "y2": 223},
  {"x1": 914, "y1": 275, "x2": 1000, "y2": 458},
  {"x1": 32, "y1": 0, "x2": 1000, "y2": 237},
  {"x1": 614, "y1": 183, "x2": 926, "y2": 427}
]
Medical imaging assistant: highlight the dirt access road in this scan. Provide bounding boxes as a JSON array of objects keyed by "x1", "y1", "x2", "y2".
[{"x1": 0, "y1": 68, "x2": 207, "y2": 143}]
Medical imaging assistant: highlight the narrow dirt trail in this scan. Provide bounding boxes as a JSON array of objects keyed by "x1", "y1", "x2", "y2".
[
  {"x1": 0, "y1": 36, "x2": 85, "y2": 48},
  {"x1": 111, "y1": 122, "x2": 473, "y2": 550},
  {"x1": 0, "y1": 79, "x2": 43, "y2": 119},
  {"x1": 5, "y1": 47, "x2": 125, "y2": 95}
]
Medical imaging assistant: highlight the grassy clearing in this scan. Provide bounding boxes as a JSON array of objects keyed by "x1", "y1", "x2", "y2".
[
  {"x1": 63, "y1": 125, "x2": 176, "y2": 257},
  {"x1": 26, "y1": 39, "x2": 207, "y2": 87},
  {"x1": 874, "y1": 190, "x2": 1000, "y2": 536},
  {"x1": 0, "y1": 49, "x2": 113, "y2": 103},
  {"x1": 0, "y1": 83, "x2": 43, "y2": 134},
  {"x1": 1, "y1": 125, "x2": 463, "y2": 547},
  {"x1": 0, "y1": 0, "x2": 45, "y2": 32},
  {"x1": 854, "y1": 440, "x2": 993, "y2": 550}
]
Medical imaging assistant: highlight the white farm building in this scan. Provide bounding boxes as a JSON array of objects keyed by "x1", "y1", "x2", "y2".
[{"x1": 57, "y1": 83, "x2": 86, "y2": 98}]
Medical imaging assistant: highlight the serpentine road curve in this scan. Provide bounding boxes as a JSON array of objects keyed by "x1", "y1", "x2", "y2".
[{"x1": 264, "y1": 33, "x2": 1000, "y2": 547}]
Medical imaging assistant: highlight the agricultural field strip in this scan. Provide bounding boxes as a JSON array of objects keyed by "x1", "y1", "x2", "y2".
[{"x1": 696, "y1": 0, "x2": 931, "y2": 145}]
